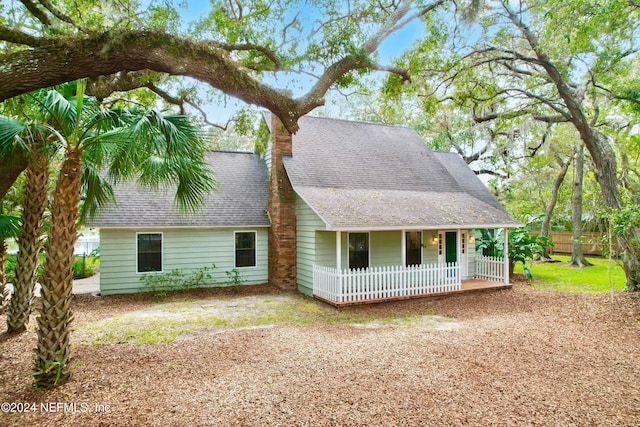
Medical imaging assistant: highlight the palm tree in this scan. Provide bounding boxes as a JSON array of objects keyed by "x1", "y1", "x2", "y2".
[
  {"x1": 0, "y1": 114, "x2": 52, "y2": 332},
  {"x1": 0, "y1": 108, "x2": 41, "y2": 322},
  {"x1": 32, "y1": 81, "x2": 213, "y2": 388}
]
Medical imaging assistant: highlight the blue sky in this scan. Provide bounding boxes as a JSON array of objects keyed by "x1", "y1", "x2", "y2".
[{"x1": 177, "y1": 0, "x2": 425, "y2": 123}]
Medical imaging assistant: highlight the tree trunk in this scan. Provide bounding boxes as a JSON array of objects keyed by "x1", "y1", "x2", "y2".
[
  {"x1": 7, "y1": 147, "x2": 50, "y2": 332},
  {"x1": 540, "y1": 149, "x2": 573, "y2": 259},
  {"x1": 569, "y1": 145, "x2": 592, "y2": 267},
  {"x1": 33, "y1": 147, "x2": 81, "y2": 388},
  {"x1": 0, "y1": 238, "x2": 7, "y2": 315},
  {"x1": 0, "y1": 152, "x2": 28, "y2": 200}
]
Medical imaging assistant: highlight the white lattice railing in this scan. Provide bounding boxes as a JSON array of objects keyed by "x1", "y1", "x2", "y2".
[
  {"x1": 313, "y1": 262, "x2": 460, "y2": 305},
  {"x1": 475, "y1": 255, "x2": 505, "y2": 283}
]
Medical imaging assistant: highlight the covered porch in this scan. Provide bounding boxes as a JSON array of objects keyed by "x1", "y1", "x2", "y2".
[
  {"x1": 312, "y1": 255, "x2": 510, "y2": 307},
  {"x1": 311, "y1": 226, "x2": 511, "y2": 306}
]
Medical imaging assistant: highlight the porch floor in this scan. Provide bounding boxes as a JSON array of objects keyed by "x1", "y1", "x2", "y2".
[{"x1": 314, "y1": 279, "x2": 512, "y2": 308}]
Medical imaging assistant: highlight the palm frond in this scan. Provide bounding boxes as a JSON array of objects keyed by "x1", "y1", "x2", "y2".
[
  {"x1": 0, "y1": 214, "x2": 21, "y2": 239},
  {"x1": 0, "y1": 115, "x2": 29, "y2": 156},
  {"x1": 79, "y1": 158, "x2": 116, "y2": 223},
  {"x1": 131, "y1": 111, "x2": 214, "y2": 213},
  {"x1": 40, "y1": 89, "x2": 77, "y2": 134}
]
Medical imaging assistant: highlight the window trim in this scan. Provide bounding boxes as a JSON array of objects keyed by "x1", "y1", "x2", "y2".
[
  {"x1": 234, "y1": 230, "x2": 258, "y2": 268},
  {"x1": 348, "y1": 231, "x2": 370, "y2": 270},
  {"x1": 136, "y1": 232, "x2": 163, "y2": 274}
]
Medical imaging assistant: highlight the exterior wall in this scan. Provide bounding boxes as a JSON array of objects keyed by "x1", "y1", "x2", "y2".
[
  {"x1": 422, "y1": 230, "x2": 440, "y2": 264},
  {"x1": 370, "y1": 231, "x2": 402, "y2": 266},
  {"x1": 315, "y1": 232, "x2": 336, "y2": 268},
  {"x1": 99, "y1": 227, "x2": 268, "y2": 295},
  {"x1": 295, "y1": 196, "x2": 327, "y2": 295}
]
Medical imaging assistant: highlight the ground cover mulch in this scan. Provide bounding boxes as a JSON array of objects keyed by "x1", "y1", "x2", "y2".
[{"x1": 1, "y1": 281, "x2": 639, "y2": 426}]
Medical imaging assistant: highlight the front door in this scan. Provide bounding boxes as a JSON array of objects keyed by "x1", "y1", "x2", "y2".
[{"x1": 445, "y1": 231, "x2": 457, "y2": 264}]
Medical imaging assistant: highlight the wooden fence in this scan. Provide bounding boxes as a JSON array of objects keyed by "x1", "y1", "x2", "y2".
[{"x1": 543, "y1": 231, "x2": 605, "y2": 256}]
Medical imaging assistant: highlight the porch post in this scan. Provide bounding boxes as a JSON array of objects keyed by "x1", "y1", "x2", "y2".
[
  {"x1": 503, "y1": 227, "x2": 509, "y2": 284},
  {"x1": 401, "y1": 230, "x2": 406, "y2": 266},
  {"x1": 336, "y1": 231, "x2": 342, "y2": 271}
]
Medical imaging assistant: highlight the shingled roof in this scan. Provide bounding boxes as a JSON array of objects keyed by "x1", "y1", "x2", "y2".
[
  {"x1": 281, "y1": 115, "x2": 520, "y2": 230},
  {"x1": 89, "y1": 151, "x2": 269, "y2": 228}
]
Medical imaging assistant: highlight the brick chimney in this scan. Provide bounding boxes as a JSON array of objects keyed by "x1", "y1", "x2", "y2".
[{"x1": 267, "y1": 114, "x2": 297, "y2": 289}]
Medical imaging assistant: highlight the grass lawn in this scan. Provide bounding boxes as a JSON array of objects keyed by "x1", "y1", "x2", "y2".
[{"x1": 514, "y1": 255, "x2": 627, "y2": 293}]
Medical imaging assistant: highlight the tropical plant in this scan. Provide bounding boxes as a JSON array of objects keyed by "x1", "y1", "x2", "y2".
[
  {"x1": 475, "y1": 229, "x2": 504, "y2": 258},
  {"x1": 508, "y1": 229, "x2": 553, "y2": 279},
  {"x1": 31, "y1": 80, "x2": 214, "y2": 388},
  {"x1": 476, "y1": 228, "x2": 553, "y2": 279}
]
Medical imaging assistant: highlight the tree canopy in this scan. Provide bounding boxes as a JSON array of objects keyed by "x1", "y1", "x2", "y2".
[{"x1": 0, "y1": 0, "x2": 449, "y2": 133}]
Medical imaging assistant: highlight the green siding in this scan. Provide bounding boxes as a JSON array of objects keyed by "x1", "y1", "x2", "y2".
[
  {"x1": 295, "y1": 196, "x2": 327, "y2": 295},
  {"x1": 370, "y1": 231, "x2": 402, "y2": 266},
  {"x1": 315, "y1": 231, "x2": 336, "y2": 268},
  {"x1": 423, "y1": 230, "x2": 439, "y2": 264},
  {"x1": 99, "y1": 227, "x2": 268, "y2": 295}
]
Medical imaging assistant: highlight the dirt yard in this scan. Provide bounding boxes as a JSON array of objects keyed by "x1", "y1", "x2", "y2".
[{"x1": 1, "y1": 281, "x2": 640, "y2": 426}]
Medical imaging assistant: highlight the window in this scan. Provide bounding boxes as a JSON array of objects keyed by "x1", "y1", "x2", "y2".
[
  {"x1": 349, "y1": 233, "x2": 369, "y2": 270},
  {"x1": 235, "y1": 231, "x2": 256, "y2": 267},
  {"x1": 137, "y1": 233, "x2": 162, "y2": 273},
  {"x1": 406, "y1": 231, "x2": 422, "y2": 266}
]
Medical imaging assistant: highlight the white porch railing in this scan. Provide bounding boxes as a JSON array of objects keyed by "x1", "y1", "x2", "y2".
[
  {"x1": 313, "y1": 262, "x2": 460, "y2": 305},
  {"x1": 475, "y1": 255, "x2": 504, "y2": 283}
]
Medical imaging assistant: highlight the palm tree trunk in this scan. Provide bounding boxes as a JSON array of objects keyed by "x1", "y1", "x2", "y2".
[
  {"x1": 34, "y1": 147, "x2": 81, "y2": 388},
  {"x1": 7, "y1": 148, "x2": 49, "y2": 332},
  {"x1": 0, "y1": 238, "x2": 7, "y2": 315}
]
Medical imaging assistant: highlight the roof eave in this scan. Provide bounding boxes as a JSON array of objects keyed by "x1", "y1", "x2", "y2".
[{"x1": 323, "y1": 222, "x2": 523, "y2": 232}]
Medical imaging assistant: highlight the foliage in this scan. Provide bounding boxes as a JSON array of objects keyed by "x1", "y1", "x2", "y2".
[
  {"x1": 599, "y1": 204, "x2": 640, "y2": 283},
  {"x1": 508, "y1": 229, "x2": 553, "y2": 279},
  {"x1": 475, "y1": 229, "x2": 503, "y2": 258},
  {"x1": 32, "y1": 350, "x2": 65, "y2": 388},
  {"x1": 601, "y1": 204, "x2": 640, "y2": 243},
  {"x1": 72, "y1": 255, "x2": 99, "y2": 280},
  {"x1": 225, "y1": 268, "x2": 246, "y2": 287},
  {"x1": 0, "y1": 0, "x2": 448, "y2": 135},
  {"x1": 19, "y1": 80, "x2": 215, "y2": 388},
  {"x1": 140, "y1": 265, "x2": 218, "y2": 296},
  {"x1": 0, "y1": 214, "x2": 21, "y2": 240},
  {"x1": 476, "y1": 228, "x2": 553, "y2": 278}
]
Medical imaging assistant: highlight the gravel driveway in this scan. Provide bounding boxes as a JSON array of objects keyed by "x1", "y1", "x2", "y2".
[{"x1": 1, "y1": 282, "x2": 639, "y2": 426}]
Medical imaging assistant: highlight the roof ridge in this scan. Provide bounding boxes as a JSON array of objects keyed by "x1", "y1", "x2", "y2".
[
  {"x1": 206, "y1": 150, "x2": 256, "y2": 155},
  {"x1": 300, "y1": 114, "x2": 414, "y2": 130}
]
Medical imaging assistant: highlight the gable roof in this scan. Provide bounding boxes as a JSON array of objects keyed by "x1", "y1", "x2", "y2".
[
  {"x1": 89, "y1": 151, "x2": 269, "y2": 228},
  {"x1": 281, "y1": 115, "x2": 520, "y2": 230}
]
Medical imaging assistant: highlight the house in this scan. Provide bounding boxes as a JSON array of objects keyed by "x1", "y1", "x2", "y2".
[
  {"x1": 91, "y1": 113, "x2": 521, "y2": 303},
  {"x1": 91, "y1": 151, "x2": 270, "y2": 295}
]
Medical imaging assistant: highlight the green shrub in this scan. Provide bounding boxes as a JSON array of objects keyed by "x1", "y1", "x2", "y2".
[
  {"x1": 225, "y1": 268, "x2": 245, "y2": 286},
  {"x1": 72, "y1": 255, "x2": 99, "y2": 279},
  {"x1": 139, "y1": 264, "x2": 217, "y2": 296}
]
